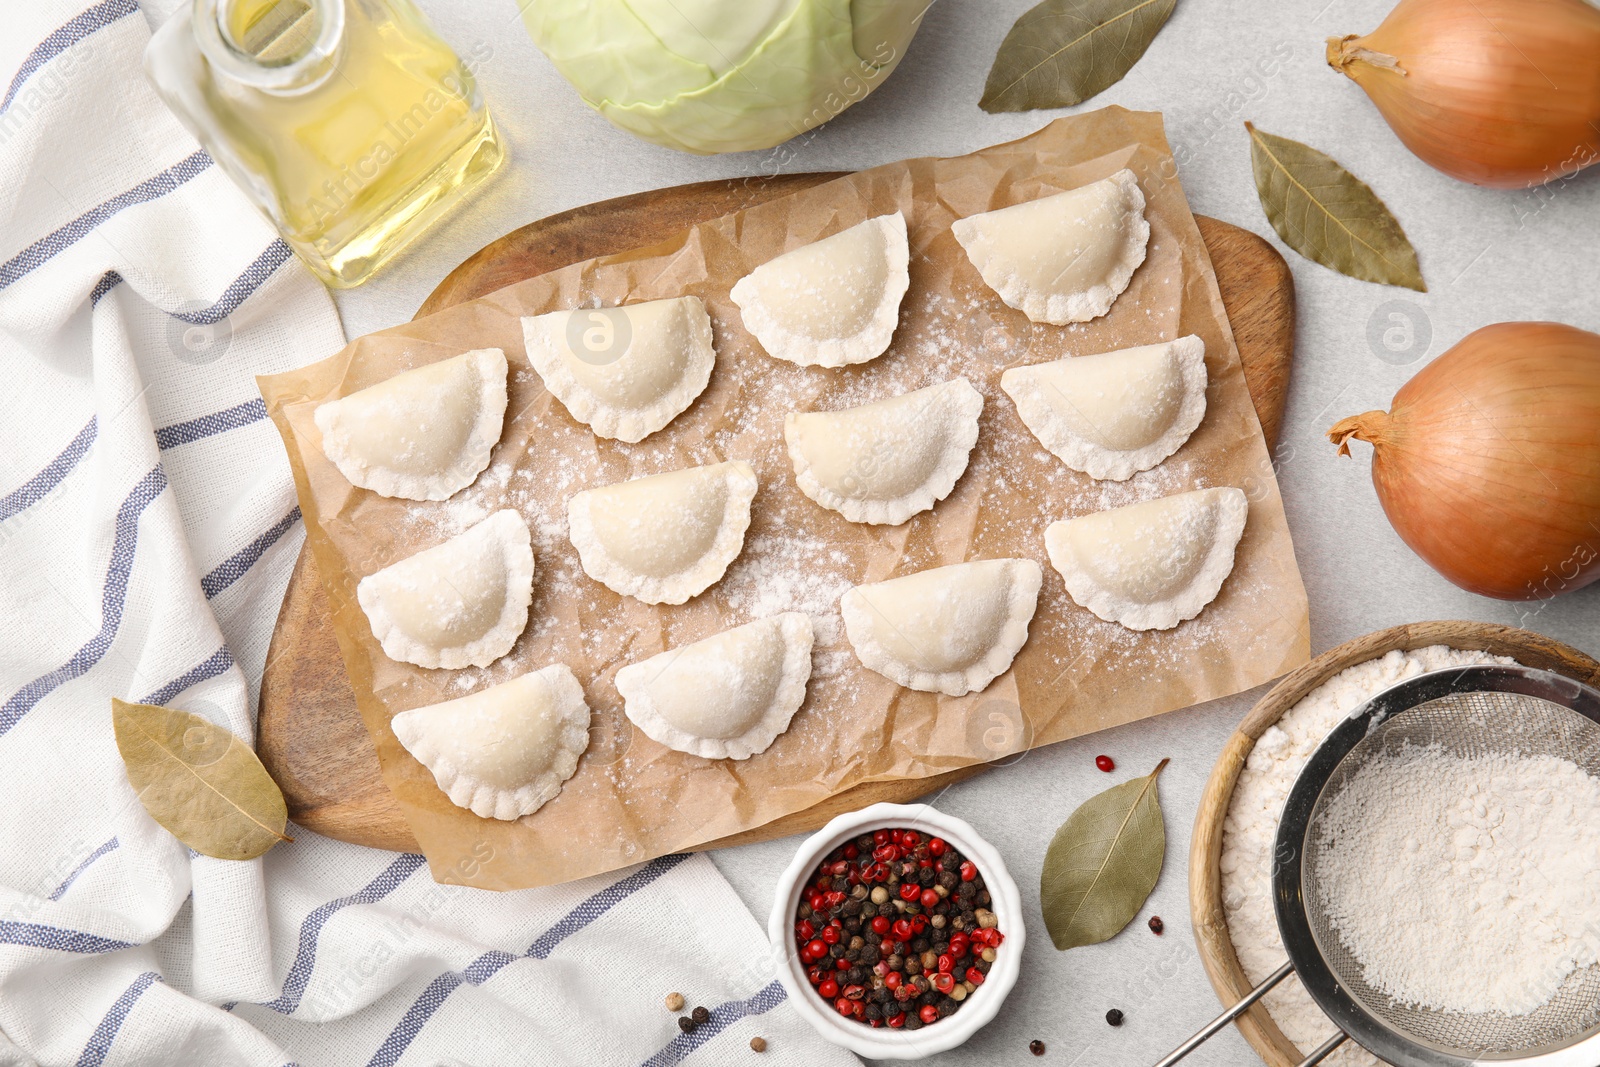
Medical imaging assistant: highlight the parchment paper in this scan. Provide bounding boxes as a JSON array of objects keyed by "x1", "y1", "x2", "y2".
[{"x1": 260, "y1": 108, "x2": 1310, "y2": 890}]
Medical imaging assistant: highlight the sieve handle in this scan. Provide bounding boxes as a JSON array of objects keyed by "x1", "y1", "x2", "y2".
[
  {"x1": 1295, "y1": 1030, "x2": 1348, "y2": 1066},
  {"x1": 1150, "y1": 959, "x2": 1296, "y2": 1067}
]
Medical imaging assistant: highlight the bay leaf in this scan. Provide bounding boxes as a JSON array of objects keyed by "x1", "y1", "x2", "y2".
[
  {"x1": 1246, "y1": 122, "x2": 1426, "y2": 291},
  {"x1": 1040, "y1": 757, "x2": 1168, "y2": 950},
  {"x1": 112, "y1": 698, "x2": 292, "y2": 860},
  {"x1": 980, "y1": 0, "x2": 1178, "y2": 113}
]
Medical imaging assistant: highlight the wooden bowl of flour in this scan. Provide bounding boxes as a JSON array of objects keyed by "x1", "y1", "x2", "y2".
[{"x1": 1188, "y1": 620, "x2": 1600, "y2": 1067}]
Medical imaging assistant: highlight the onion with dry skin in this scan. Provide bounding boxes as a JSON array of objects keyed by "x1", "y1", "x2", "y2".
[
  {"x1": 1328, "y1": 0, "x2": 1600, "y2": 188},
  {"x1": 1329, "y1": 322, "x2": 1600, "y2": 601}
]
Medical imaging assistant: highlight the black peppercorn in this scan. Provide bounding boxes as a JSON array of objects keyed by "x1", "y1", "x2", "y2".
[
  {"x1": 678, "y1": 1017, "x2": 696, "y2": 1034},
  {"x1": 829, "y1": 943, "x2": 845, "y2": 959},
  {"x1": 918, "y1": 867, "x2": 935, "y2": 886},
  {"x1": 691, "y1": 1006, "x2": 710, "y2": 1024},
  {"x1": 1029, "y1": 1039, "x2": 1046, "y2": 1056},
  {"x1": 865, "y1": 1003, "x2": 882, "y2": 1021},
  {"x1": 1106, "y1": 1008, "x2": 1124, "y2": 1027},
  {"x1": 910, "y1": 937, "x2": 929, "y2": 954},
  {"x1": 938, "y1": 870, "x2": 959, "y2": 890},
  {"x1": 842, "y1": 899, "x2": 861, "y2": 917},
  {"x1": 938, "y1": 998, "x2": 957, "y2": 1018},
  {"x1": 905, "y1": 1016, "x2": 922, "y2": 1032}
]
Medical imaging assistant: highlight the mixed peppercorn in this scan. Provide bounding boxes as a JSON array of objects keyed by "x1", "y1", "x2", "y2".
[{"x1": 793, "y1": 827, "x2": 1004, "y2": 1030}]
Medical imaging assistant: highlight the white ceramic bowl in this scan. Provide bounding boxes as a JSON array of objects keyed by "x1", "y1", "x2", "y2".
[{"x1": 767, "y1": 802, "x2": 1025, "y2": 1059}]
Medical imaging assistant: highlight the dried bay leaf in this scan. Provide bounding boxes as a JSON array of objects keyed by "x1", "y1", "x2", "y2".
[
  {"x1": 1246, "y1": 122, "x2": 1426, "y2": 291},
  {"x1": 112, "y1": 698, "x2": 291, "y2": 860},
  {"x1": 980, "y1": 0, "x2": 1177, "y2": 113},
  {"x1": 1040, "y1": 758, "x2": 1167, "y2": 950}
]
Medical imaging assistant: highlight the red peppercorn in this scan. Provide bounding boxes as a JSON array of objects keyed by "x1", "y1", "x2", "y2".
[
  {"x1": 844, "y1": 843, "x2": 859, "y2": 860},
  {"x1": 920, "y1": 889, "x2": 940, "y2": 909},
  {"x1": 892, "y1": 919, "x2": 913, "y2": 941},
  {"x1": 808, "y1": 965, "x2": 825, "y2": 985},
  {"x1": 820, "y1": 926, "x2": 840, "y2": 945},
  {"x1": 890, "y1": 829, "x2": 904, "y2": 843},
  {"x1": 887, "y1": 1013, "x2": 906, "y2": 1028},
  {"x1": 835, "y1": 998, "x2": 853, "y2": 1017},
  {"x1": 966, "y1": 967, "x2": 986, "y2": 986},
  {"x1": 830, "y1": 860, "x2": 849, "y2": 876},
  {"x1": 843, "y1": 984, "x2": 865, "y2": 1001},
  {"x1": 805, "y1": 938, "x2": 826, "y2": 960},
  {"x1": 818, "y1": 978, "x2": 839, "y2": 999},
  {"x1": 834, "y1": 958, "x2": 849, "y2": 971},
  {"x1": 932, "y1": 972, "x2": 955, "y2": 994},
  {"x1": 1096, "y1": 754, "x2": 1115, "y2": 772},
  {"x1": 884, "y1": 971, "x2": 902, "y2": 990},
  {"x1": 949, "y1": 933, "x2": 969, "y2": 956},
  {"x1": 899, "y1": 883, "x2": 921, "y2": 902},
  {"x1": 873, "y1": 829, "x2": 889, "y2": 846},
  {"x1": 938, "y1": 953, "x2": 954, "y2": 973},
  {"x1": 928, "y1": 837, "x2": 947, "y2": 857},
  {"x1": 960, "y1": 861, "x2": 977, "y2": 882},
  {"x1": 873, "y1": 844, "x2": 899, "y2": 863},
  {"x1": 911, "y1": 916, "x2": 928, "y2": 934},
  {"x1": 874, "y1": 961, "x2": 890, "y2": 977},
  {"x1": 902, "y1": 831, "x2": 921, "y2": 847},
  {"x1": 871, "y1": 916, "x2": 890, "y2": 935},
  {"x1": 919, "y1": 858, "x2": 933, "y2": 868},
  {"x1": 920, "y1": 1005, "x2": 939, "y2": 1024},
  {"x1": 1148, "y1": 915, "x2": 1165, "y2": 935},
  {"x1": 796, "y1": 920, "x2": 814, "y2": 941}
]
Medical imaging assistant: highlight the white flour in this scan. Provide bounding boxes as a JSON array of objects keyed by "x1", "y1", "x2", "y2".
[
  {"x1": 1316, "y1": 745, "x2": 1600, "y2": 1016},
  {"x1": 1220, "y1": 646, "x2": 1514, "y2": 1066}
]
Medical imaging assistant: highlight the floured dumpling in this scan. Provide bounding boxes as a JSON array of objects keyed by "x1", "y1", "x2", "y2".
[
  {"x1": 731, "y1": 213, "x2": 910, "y2": 368},
  {"x1": 1046, "y1": 487, "x2": 1248, "y2": 631},
  {"x1": 841, "y1": 558, "x2": 1042, "y2": 696},
  {"x1": 567, "y1": 460, "x2": 757, "y2": 605},
  {"x1": 1002, "y1": 336, "x2": 1207, "y2": 481},
  {"x1": 952, "y1": 170, "x2": 1149, "y2": 325},
  {"x1": 357, "y1": 509, "x2": 533, "y2": 669},
  {"x1": 392, "y1": 663, "x2": 590, "y2": 820},
  {"x1": 785, "y1": 378, "x2": 983, "y2": 525},
  {"x1": 615, "y1": 613, "x2": 813, "y2": 760},
  {"x1": 313, "y1": 348, "x2": 507, "y2": 501},
  {"x1": 521, "y1": 296, "x2": 715, "y2": 442}
]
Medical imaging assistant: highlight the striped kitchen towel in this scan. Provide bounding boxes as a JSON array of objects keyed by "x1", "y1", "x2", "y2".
[{"x1": 0, "y1": 3, "x2": 855, "y2": 1065}]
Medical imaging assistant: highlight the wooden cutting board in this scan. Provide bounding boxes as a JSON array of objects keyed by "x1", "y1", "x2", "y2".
[{"x1": 258, "y1": 174, "x2": 1297, "y2": 854}]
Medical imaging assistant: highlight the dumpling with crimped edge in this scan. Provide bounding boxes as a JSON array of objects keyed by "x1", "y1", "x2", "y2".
[
  {"x1": 313, "y1": 348, "x2": 507, "y2": 501},
  {"x1": 521, "y1": 296, "x2": 715, "y2": 442},
  {"x1": 615, "y1": 613, "x2": 814, "y2": 760},
  {"x1": 841, "y1": 558, "x2": 1042, "y2": 697},
  {"x1": 1002, "y1": 336, "x2": 1208, "y2": 481},
  {"x1": 392, "y1": 663, "x2": 590, "y2": 821},
  {"x1": 357, "y1": 509, "x2": 533, "y2": 669},
  {"x1": 567, "y1": 460, "x2": 757, "y2": 605},
  {"x1": 952, "y1": 169, "x2": 1149, "y2": 325},
  {"x1": 785, "y1": 378, "x2": 983, "y2": 526},
  {"x1": 731, "y1": 213, "x2": 910, "y2": 368},
  {"x1": 1046, "y1": 487, "x2": 1248, "y2": 632}
]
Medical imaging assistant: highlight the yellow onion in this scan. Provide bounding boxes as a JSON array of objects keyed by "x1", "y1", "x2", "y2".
[
  {"x1": 1329, "y1": 322, "x2": 1600, "y2": 600},
  {"x1": 1328, "y1": 0, "x2": 1600, "y2": 188}
]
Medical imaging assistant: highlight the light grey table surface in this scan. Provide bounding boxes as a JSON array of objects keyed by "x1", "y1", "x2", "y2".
[{"x1": 293, "y1": 1, "x2": 1600, "y2": 1063}]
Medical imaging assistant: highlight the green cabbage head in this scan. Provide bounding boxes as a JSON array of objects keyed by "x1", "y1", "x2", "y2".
[{"x1": 521, "y1": 0, "x2": 927, "y2": 155}]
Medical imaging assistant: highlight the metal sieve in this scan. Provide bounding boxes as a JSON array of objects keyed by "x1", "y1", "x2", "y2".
[{"x1": 1155, "y1": 664, "x2": 1600, "y2": 1067}]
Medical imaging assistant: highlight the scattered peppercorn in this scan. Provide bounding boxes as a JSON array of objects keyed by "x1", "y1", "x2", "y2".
[
  {"x1": 795, "y1": 826, "x2": 1004, "y2": 1030},
  {"x1": 1106, "y1": 1008, "x2": 1124, "y2": 1027},
  {"x1": 749, "y1": 1036, "x2": 767, "y2": 1053},
  {"x1": 664, "y1": 991, "x2": 684, "y2": 1012},
  {"x1": 1029, "y1": 1039, "x2": 1046, "y2": 1056},
  {"x1": 678, "y1": 1016, "x2": 696, "y2": 1034},
  {"x1": 691, "y1": 1005, "x2": 710, "y2": 1024},
  {"x1": 1148, "y1": 915, "x2": 1164, "y2": 935},
  {"x1": 1095, "y1": 754, "x2": 1115, "y2": 772}
]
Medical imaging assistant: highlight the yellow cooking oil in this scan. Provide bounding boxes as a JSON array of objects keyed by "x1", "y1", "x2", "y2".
[{"x1": 146, "y1": 0, "x2": 504, "y2": 287}]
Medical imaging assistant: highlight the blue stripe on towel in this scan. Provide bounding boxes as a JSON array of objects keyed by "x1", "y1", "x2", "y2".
[
  {"x1": 0, "y1": 150, "x2": 212, "y2": 290},
  {"x1": 137, "y1": 647, "x2": 234, "y2": 707},
  {"x1": 48, "y1": 837, "x2": 120, "y2": 901},
  {"x1": 154, "y1": 398, "x2": 269, "y2": 451},
  {"x1": 0, "y1": 465, "x2": 166, "y2": 737},
  {"x1": 172, "y1": 240, "x2": 292, "y2": 325},
  {"x1": 200, "y1": 507, "x2": 300, "y2": 599},
  {"x1": 639, "y1": 980, "x2": 788, "y2": 1067},
  {"x1": 0, "y1": 920, "x2": 134, "y2": 955},
  {"x1": 0, "y1": 417, "x2": 95, "y2": 522},
  {"x1": 1, "y1": 0, "x2": 140, "y2": 115},
  {"x1": 256, "y1": 853, "x2": 428, "y2": 1015},
  {"x1": 365, "y1": 854, "x2": 692, "y2": 1067},
  {"x1": 75, "y1": 971, "x2": 160, "y2": 1067}
]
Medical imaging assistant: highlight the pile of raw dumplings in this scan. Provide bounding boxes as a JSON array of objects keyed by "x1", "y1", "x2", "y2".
[{"x1": 311, "y1": 169, "x2": 1249, "y2": 822}]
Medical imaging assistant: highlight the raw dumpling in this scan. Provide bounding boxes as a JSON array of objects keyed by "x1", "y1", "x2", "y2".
[
  {"x1": 357, "y1": 509, "x2": 533, "y2": 669},
  {"x1": 952, "y1": 170, "x2": 1149, "y2": 325},
  {"x1": 521, "y1": 296, "x2": 715, "y2": 442},
  {"x1": 392, "y1": 663, "x2": 590, "y2": 820},
  {"x1": 313, "y1": 348, "x2": 507, "y2": 500},
  {"x1": 567, "y1": 460, "x2": 757, "y2": 605},
  {"x1": 1002, "y1": 336, "x2": 1207, "y2": 481},
  {"x1": 785, "y1": 378, "x2": 983, "y2": 525},
  {"x1": 615, "y1": 613, "x2": 813, "y2": 760},
  {"x1": 730, "y1": 213, "x2": 910, "y2": 368},
  {"x1": 1046, "y1": 487, "x2": 1248, "y2": 631},
  {"x1": 841, "y1": 558, "x2": 1042, "y2": 696}
]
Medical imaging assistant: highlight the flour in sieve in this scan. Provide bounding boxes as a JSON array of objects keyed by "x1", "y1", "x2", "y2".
[
  {"x1": 1220, "y1": 646, "x2": 1514, "y2": 1067},
  {"x1": 1315, "y1": 744, "x2": 1600, "y2": 1016}
]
